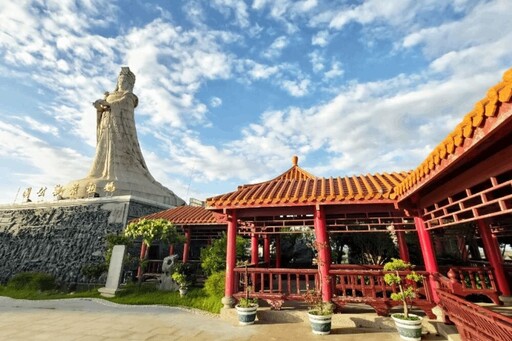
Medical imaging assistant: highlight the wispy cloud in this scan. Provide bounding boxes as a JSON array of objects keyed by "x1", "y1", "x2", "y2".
[{"x1": 262, "y1": 35, "x2": 289, "y2": 59}]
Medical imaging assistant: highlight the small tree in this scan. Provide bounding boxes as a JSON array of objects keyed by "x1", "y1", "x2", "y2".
[
  {"x1": 200, "y1": 233, "x2": 248, "y2": 276},
  {"x1": 383, "y1": 258, "x2": 423, "y2": 319},
  {"x1": 124, "y1": 218, "x2": 184, "y2": 281}
]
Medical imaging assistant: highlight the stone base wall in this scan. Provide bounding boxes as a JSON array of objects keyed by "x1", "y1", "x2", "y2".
[{"x1": 0, "y1": 196, "x2": 169, "y2": 285}]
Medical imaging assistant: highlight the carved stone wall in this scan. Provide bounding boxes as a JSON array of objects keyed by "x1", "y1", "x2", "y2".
[{"x1": 0, "y1": 196, "x2": 169, "y2": 284}]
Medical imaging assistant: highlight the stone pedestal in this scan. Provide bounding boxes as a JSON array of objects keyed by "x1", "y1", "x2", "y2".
[{"x1": 0, "y1": 196, "x2": 172, "y2": 284}]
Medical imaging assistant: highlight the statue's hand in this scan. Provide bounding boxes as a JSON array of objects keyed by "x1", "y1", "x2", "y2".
[{"x1": 93, "y1": 99, "x2": 110, "y2": 111}]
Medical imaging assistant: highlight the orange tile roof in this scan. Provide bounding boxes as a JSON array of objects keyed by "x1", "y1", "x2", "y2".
[
  {"x1": 206, "y1": 169, "x2": 408, "y2": 209},
  {"x1": 394, "y1": 67, "x2": 512, "y2": 198},
  {"x1": 138, "y1": 205, "x2": 220, "y2": 225}
]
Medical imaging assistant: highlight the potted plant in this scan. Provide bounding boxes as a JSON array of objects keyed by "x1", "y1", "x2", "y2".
[
  {"x1": 304, "y1": 252, "x2": 333, "y2": 335},
  {"x1": 235, "y1": 261, "x2": 258, "y2": 325},
  {"x1": 171, "y1": 271, "x2": 189, "y2": 296},
  {"x1": 383, "y1": 258, "x2": 424, "y2": 341},
  {"x1": 304, "y1": 289, "x2": 334, "y2": 335}
]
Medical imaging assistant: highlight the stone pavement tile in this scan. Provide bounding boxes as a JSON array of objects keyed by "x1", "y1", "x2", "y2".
[{"x1": 74, "y1": 335, "x2": 107, "y2": 341}]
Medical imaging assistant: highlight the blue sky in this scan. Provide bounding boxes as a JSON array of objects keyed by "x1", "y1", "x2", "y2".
[{"x1": 0, "y1": 0, "x2": 511, "y2": 205}]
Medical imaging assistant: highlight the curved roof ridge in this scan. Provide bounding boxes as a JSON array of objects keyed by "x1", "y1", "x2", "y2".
[
  {"x1": 206, "y1": 169, "x2": 409, "y2": 209},
  {"x1": 271, "y1": 156, "x2": 316, "y2": 181},
  {"x1": 394, "y1": 67, "x2": 512, "y2": 198}
]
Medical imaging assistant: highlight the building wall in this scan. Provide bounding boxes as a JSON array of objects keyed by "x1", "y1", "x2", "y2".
[{"x1": 0, "y1": 196, "x2": 169, "y2": 285}]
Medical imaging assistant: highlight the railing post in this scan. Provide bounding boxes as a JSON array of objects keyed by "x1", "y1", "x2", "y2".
[
  {"x1": 396, "y1": 230, "x2": 410, "y2": 263},
  {"x1": 314, "y1": 205, "x2": 332, "y2": 302},
  {"x1": 414, "y1": 216, "x2": 439, "y2": 303},
  {"x1": 263, "y1": 234, "x2": 270, "y2": 265},
  {"x1": 222, "y1": 210, "x2": 237, "y2": 308},
  {"x1": 477, "y1": 219, "x2": 511, "y2": 298},
  {"x1": 275, "y1": 235, "x2": 282, "y2": 268},
  {"x1": 182, "y1": 228, "x2": 191, "y2": 263},
  {"x1": 137, "y1": 242, "x2": 147, "y2": 279}
]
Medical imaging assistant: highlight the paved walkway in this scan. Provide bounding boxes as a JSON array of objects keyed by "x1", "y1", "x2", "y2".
[{"x1": 0, "y1": 297, "x2": 448, "y2": 340}]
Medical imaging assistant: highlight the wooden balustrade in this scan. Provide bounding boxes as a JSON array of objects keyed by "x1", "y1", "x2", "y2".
[
  {"x1": 329, "y1": 268, "x2": 435, "y2": 317},
  {"x1": 140, "y1": 260, "x2": 163, "y2": 281},
  {"x1": 437, "y1": 289, "x2": 512, "y2": 341},
  {"x1": 234, "y1": 267, "x2": 318, "y2": 309},
  {"x1": 438, "y1": 266, "x2": 501, "y2": 304},
  {"x1": 233, "y1": 266, "x2": 435, "y2": 316}
]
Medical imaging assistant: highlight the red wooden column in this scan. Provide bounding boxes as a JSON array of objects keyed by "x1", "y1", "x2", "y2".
[
  {"x1": 477, "y1": 219, "x2": 511, "y2": 297},
  {"x1": 414, "y1": 216, "x2": 439, "y2": 303},
  {"x1": 263, "y1": 234, "x2": 270, "y2": 265},
  {"x1": 182, "y1": 228, "x2": 191, "y2": 263},
  {"x1": 137, "y1": 242, "x2": 147, "y2": 278},
  {"x1": 314, "y1": 205, "x2": 332, "y2": 302},
  {"x1": 168, "y1": 244, "x2": 174, "y2": 256},
  {"x1": 396, "y1": 231, "x2": 410, "y2": 263},
  {"x1": 251, "y1": 231, "x2": 259, "y2": 265},
  {"x1": 223, "y1": 210, "x2": 237, "y2": 308},
  {"x1": 275, "y1": 235, "x2": 282, "y2": 268}
]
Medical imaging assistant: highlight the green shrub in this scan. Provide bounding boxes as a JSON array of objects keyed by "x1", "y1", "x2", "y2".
[
  {"x1": 204, "y1": 271, "x2": 225, "y2": 298},
  {"x1": 7, "y1": 272, "x2": 57, "y2": 291},
  {"x1": 200, "y1": 233, "x2": 248, "y2": 276}
]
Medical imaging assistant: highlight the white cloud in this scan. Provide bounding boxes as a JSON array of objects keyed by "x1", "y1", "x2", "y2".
[
  {"x1": 211, "y1": 0, "x2": 250, "y2": 28},
  {"x1": 309, "y1": 50, "x2": 324, "y2": 72},
  {"x1": 210, "y1": 97, "x2": 222, "y2": 107},
  {"x1": 325, "y1": 61, "x2": 344, "y2": 79},
  {"x1": 0, "y1": 119, "x2": 90, "y2": 191},
  {"x1": 280, "y1": 78, "x2": 311, "y2": 97},
  {"x1": 262, "y1": 36, "x2": 289, "y2": 59},
  {"x1": 329, "y1": 0, "x2": 413, "y2": 30},
  {"x1": 16, "y1": 116, "x2": 59, "y2": 136},
  {"x1": 244, "y1": 60, "x2": 280, "y2": 80},
  {"x1": 312, "y1": 30, "x2": 331, "y2": 47}
]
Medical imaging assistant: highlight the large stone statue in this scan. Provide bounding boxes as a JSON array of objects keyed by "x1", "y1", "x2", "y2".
[{"x1": 63, "y1": 67, "x2": 185, "y2": 206}]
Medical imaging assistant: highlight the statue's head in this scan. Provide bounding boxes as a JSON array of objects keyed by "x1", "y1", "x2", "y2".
[{"x1": 116, "y1": 67, "x2": 136, "y2": 92}]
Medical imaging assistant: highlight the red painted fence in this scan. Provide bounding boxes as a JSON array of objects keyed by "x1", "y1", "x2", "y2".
[{"x1": 437, "y1": 289, "x2": 512, "y2": 341}]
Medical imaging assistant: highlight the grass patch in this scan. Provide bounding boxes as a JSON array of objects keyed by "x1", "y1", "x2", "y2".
[
  {"x1": 0, "y1": 285, "x2": 101, "y2": 300},
  {"x1": 0, "y1": 284, "x2": 222, "y2": 314},
  {"x1": 107, "y1": 284, "x2": 223, "y2": 314}
]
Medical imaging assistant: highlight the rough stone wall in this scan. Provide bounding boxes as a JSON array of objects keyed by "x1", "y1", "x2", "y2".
[{"x1": 0, "y1": 197, "x2": 169, "y2": 285}]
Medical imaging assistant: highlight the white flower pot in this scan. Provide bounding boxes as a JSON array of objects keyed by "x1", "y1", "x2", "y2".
[
  {"x1": 391, "y1": 313, "x2": 423, "y2": 341},
  {"x1": 308, "y1": 311, "x2": 332, "y2": 335}
]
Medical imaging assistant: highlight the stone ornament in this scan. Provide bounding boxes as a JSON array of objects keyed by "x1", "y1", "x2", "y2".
[
  {"x1": 86, "y1": 183, "x2": 97, "y2": 196},
  {"x1": 104, "y1": 181, "x2": 115, "y2": 196},
  {"x1": 53, "y1": 185, "x2": 64, "y2": 199},
  {"x1": 22, "y1": 187, "x2": 32, "y2": 202}
]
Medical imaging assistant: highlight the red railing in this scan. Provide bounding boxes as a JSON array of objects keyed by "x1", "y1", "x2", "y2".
[
  {"x1": 329, "y1": 268, "x2": 435, "y2": 317},
  {"x1": 436, "y1": 267, "x2": 501, "y2": 304},
  {"x1": 233, "y1": 266, "x2": 435, "y2": 316},
  {"x1": 437, "y1": 289, "x2": 512, "y2": 341},
  {"x1": 234, "y1": 267, "x2": 318, "y2": 305}
]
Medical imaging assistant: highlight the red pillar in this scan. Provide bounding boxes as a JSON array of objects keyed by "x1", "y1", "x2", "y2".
[
  {"x1": 251, "y1": 232, "x2": 258, "y2": 265},
  {"x1": 414, "y1": 216, "x2": 439, "y2": 303},
  {"x1": 477, "y1": 219, "x2": 511, "y2": 297},
  {"x1": 223, "y1": 210, "x2": 237, "y2": 307},
  {"x1": 314, "y1": 205, "x2": 332, "y2": 302},
  {"x1": 137, "y1": 242, "x2": 147, "y2": 278},
  {"x1": 168, "y1": 244, "x2": 174, "y2": 256},
  {"x1": 183, "y1": 228, "x2": 191, "y2": 263},
  {"x1": 275, "y1": 235, "x2": 282, "y2": 268},
  {"x1": 263, "y1": 234, "x2": 270, "y2": 265},
  {"x1": 396, "y1": 231, "x2": 410, "y2": 263}
]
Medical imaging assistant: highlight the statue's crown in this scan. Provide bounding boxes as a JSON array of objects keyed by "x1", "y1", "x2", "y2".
[{"x1": 120, "y1": 67, "x2": 135, "y2": 83}]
